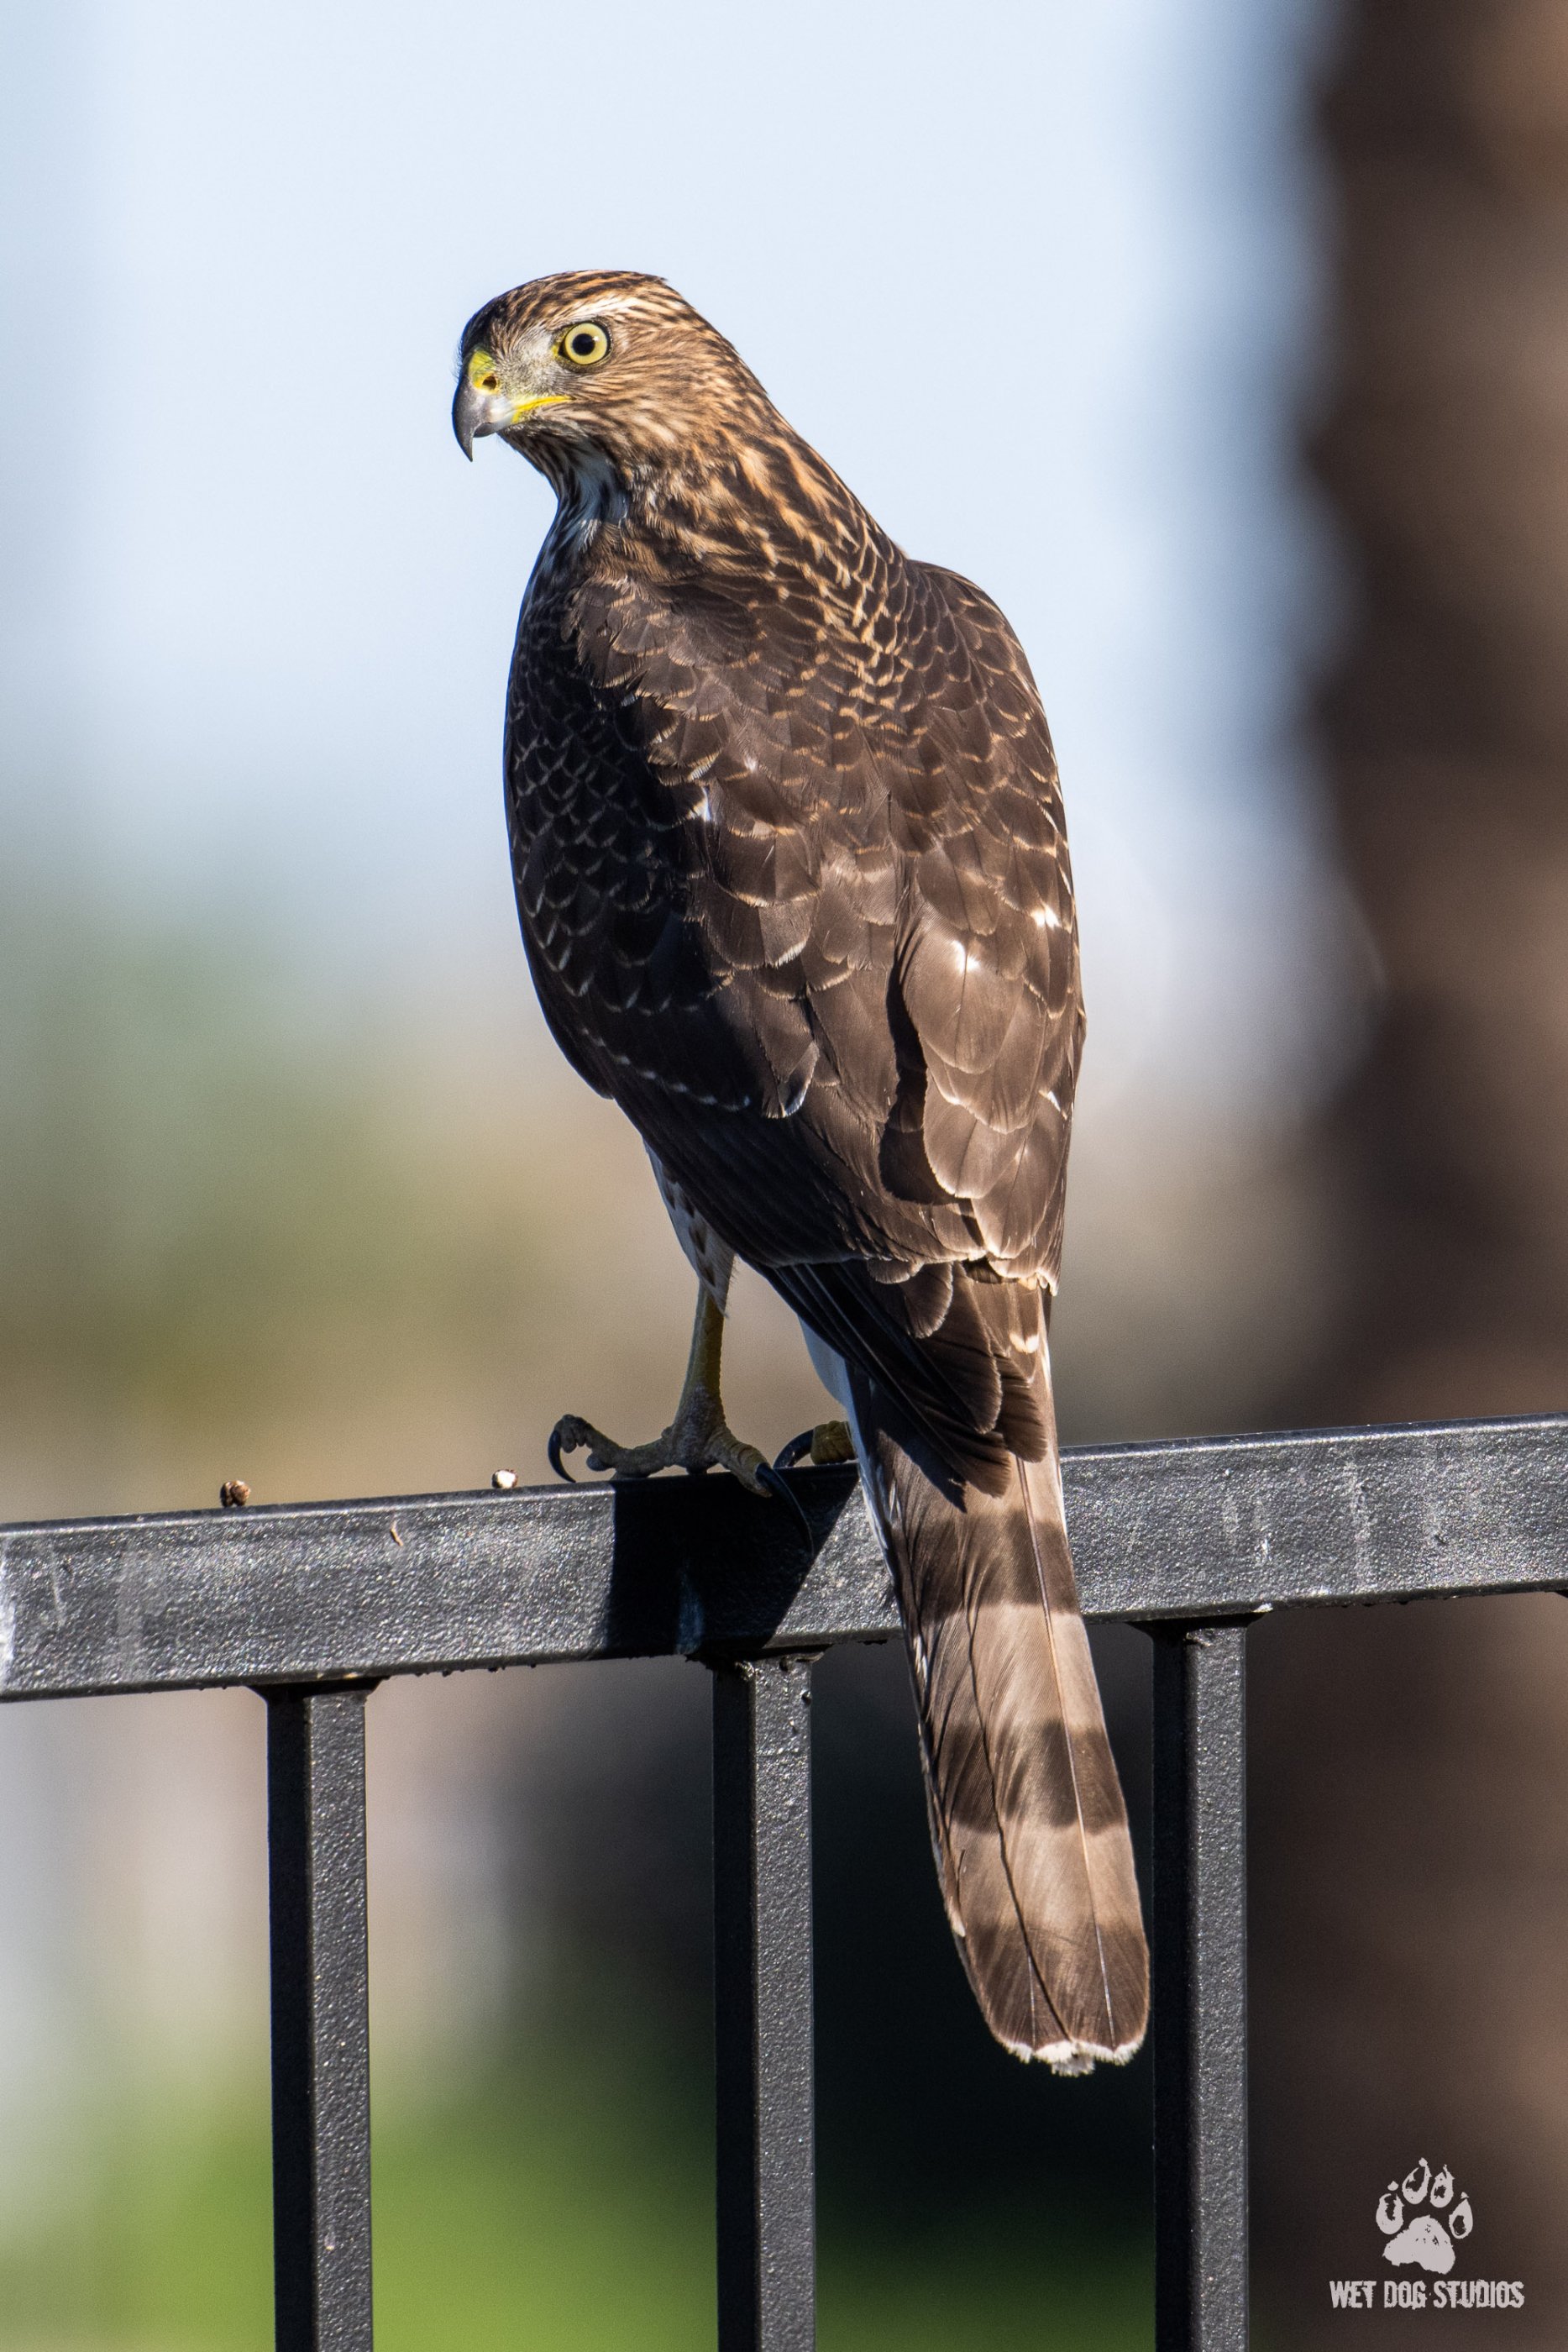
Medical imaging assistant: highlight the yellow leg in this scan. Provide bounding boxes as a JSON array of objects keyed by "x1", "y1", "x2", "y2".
[{"x1": 549, "y1": 1289, "x2": 806, "y2": 1536}]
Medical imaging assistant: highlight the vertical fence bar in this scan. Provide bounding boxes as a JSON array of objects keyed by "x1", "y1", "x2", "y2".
[
  {"x1": 711, "y1": 1652, "x2": 816, "y2": 2352},
  {"x1": 1151, "y1": 1622, "x2": 1251, "y2": 2352},
  {"x1": 265, "y1": 1683, "x2": 375, "y2": 2352}
]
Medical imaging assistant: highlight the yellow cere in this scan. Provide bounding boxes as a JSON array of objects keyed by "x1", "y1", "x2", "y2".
[{"x1": 466, "y1": 347, "x2": 568, "y2": 424}]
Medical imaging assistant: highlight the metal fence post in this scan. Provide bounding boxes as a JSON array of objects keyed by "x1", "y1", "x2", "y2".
[
  {"x1": 265, "y1": 1683, "x2": 375, "y2": 2352},
  {"x1": 711, "y1": 1651, "x2": 816, "y2": 2352},
  {"x1": 1151, "y1": 1621, "x2": 1251, "y2": 2352}
]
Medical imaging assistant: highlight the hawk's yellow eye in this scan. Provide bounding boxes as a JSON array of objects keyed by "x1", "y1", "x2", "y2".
[{"x1": 559, "y1": 321, "x2": 611, "y2": 369}]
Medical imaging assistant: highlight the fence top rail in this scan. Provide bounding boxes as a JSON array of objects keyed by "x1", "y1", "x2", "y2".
[{"x1": 0, "y1": 1415, "x2": 1563, "y2": 1704}]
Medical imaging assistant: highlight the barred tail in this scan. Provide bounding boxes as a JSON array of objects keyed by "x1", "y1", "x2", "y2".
[{"x1": 849, "y1": 1365, "x2": 1149, "y2": 2070}]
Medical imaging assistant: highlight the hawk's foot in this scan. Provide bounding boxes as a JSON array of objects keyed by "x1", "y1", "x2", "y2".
[
  {"x1": 549, "y1": 1397, "x2": 810, "y2": 1540},
  {"x1": 547, "y1": 1289, "x2": 813, "y2": 1544},
  {"x1": 548, "y1": 1389, "x2": 773, "y2": 1494},
  {"x1": 774, "y1": 1420, "x2": 855, "y2": 1472}
]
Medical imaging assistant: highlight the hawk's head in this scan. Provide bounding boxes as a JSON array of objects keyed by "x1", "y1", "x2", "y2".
[{"x1": 453, "y1": 270, "x2": 771, "y2": 498}]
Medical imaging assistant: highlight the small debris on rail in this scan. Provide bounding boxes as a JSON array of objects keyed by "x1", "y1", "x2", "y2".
[
  {"x1": 219, "y1": 1479, "x2": 250, "y2": 1509},
  {"x1": 490, "y1": 1468, "x2": 519, "y2": 1490}
]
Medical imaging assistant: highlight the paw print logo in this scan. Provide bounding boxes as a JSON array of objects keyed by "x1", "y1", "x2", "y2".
[{"x1": 1377, "y1": 2160, "x2": 1474, "y2": 2276}]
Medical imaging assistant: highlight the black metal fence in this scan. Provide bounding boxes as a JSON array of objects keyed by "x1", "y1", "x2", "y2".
[{"x1": 4, "y1": 1412, "x2": 1565, "y2": 2349}]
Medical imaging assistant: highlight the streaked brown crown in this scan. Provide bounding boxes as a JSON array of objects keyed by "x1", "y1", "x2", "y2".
[{"x1": 459, "y1": 270, "x2": 779, "y2": 486}]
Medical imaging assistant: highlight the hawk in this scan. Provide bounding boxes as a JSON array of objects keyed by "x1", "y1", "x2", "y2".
[{"x1": 454, "y1": 271, "x2": 1148, "y2": 2070}]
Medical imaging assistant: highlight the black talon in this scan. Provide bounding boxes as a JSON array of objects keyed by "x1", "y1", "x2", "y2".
[
  {"x1": 758, "y1": 1462, "x2": 815, "y2": 1548},
  {"x1": 547, "y1": 1427, "x2": 578, "y2": 1484},
  {"x1": 774, "y1": 1429, "x2": 817, "y2": 1473}
]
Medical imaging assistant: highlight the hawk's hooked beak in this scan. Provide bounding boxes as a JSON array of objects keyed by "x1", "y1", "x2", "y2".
[
  {"x1": 454, "y1": 352, "x2": 569, "y2": 460},
  {"x1": 453, "y1": 372, "x2": 511, "y2": 462}
]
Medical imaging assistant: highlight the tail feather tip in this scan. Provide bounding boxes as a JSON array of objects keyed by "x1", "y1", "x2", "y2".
[{"x1": 1011, "y1": 2029, "x2": 1147, "y2": 2076}]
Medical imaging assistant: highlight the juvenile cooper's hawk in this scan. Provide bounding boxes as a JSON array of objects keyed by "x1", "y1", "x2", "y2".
[{"x1": 454, "y1": 271, "x2": 1148, "y2": 2069}]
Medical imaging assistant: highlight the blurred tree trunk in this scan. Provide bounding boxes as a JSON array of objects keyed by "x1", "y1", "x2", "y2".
[{"x1": 1251, "y1": 3, "x2": 1568, "y2": 2341}]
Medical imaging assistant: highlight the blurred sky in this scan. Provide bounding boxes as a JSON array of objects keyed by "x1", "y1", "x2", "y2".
[{"x1": 2, "y1": 0, "x2": 1341, "y2": 1133}]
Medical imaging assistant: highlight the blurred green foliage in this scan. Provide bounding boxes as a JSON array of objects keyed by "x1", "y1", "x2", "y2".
[
  {"x1": 0, "y1": 891, "x2": 535, "y2": 1426},
  {"x1": 0, "y1": 2053, "x2": 1150, "y2": 2349}
]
